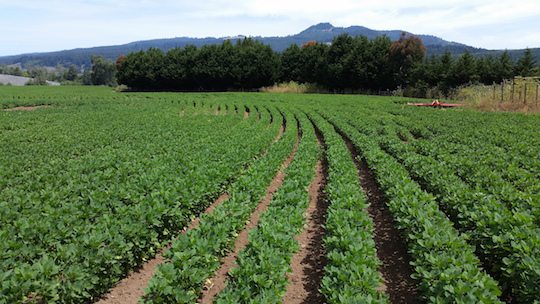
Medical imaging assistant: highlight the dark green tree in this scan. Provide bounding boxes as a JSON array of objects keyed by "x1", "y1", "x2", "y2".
[
  {"x1": 476, "y1": 56, "x2": 497, "y2": 84},
  {"x1": 514, "y1": 48, "x2": 536, "y2": 77},
  {"x1": 64, "y1": 65, "x2": 78, "y2": 81},
  {"x1": 299, "y1": 42, "x2": 328, "y2": 85},
  {"x1": 279, "y1": 44, "x2": 303, "y2": 82},
  {"x1": 326, "y1": 34, "x2": 357, "y2": 90},
  {"x1": 450, "y1": 51, "x2": 479, "y2": 86},
  {"x1": 494, "y1": 51, "x2": 514, "y2": 82},
  {"x1": 90, "y1": 55, "x2": 116, "y2": 86},
  {"x1": 367, "y1": 36, "x2": 392, "y2": 90},
  {"x1": 231, "y1": 38, "x2": 278, "y2": 89}
]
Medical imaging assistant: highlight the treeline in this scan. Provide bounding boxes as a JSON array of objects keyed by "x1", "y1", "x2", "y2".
[
  {"x1": 116, "y1": 39, "x2": 277, "y2": 90},
  {"x1": 407, "y1": 48, "x2": 538, "y2": 97},
  {"x1": 0, "y1": 55, "x2": 116, "y2": 86},
  {"x1": 116, "y1": 34, "x2": 539, "y2": 94}
]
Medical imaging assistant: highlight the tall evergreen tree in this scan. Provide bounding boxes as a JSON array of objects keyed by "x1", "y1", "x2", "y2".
[
  {"x1": 280, "y1": 44, "x2": 303, "y2": 83},
  {"x1": 494, "y1": 51, "x2": 514, "y2": 82},
  {"x1": 450, "y1": 51, "x2": 478, "y2": 86},
  {"x1": 514, "y1": 48, "x2": 536, "y2": 77}
]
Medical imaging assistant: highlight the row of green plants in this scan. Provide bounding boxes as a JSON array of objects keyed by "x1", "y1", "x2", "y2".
[
  {"x1": 309, "y1": 112, "x2": 388, "y2": 303},
  {"x1": 215, "y1": 111, "x2": 319, "y2": 303},
  {"x1": 325, "y1": 115, "x2": 503, "y2": 303},
  {"x1": 400, "y1": 129, "x2": 539, "y2": 195},
  {"x1": 142, "y1": 110, "x2": 297, "y2": 303},
  {"x1": 388, "y1": 108, "x2": 539, "y2": 219},
  {"x1": 374, "y1": 124, "x2": 540, "y2": 302},
  {"x1": 390, "y1": 106, "x2": 540, "y2": 177},
  {"x1": 0, "y1": 98, "x2": 277, "y2": 303},
  {"x1": 376, "y1": 121, "x2": 537, "y2": 211},
  {"x1": 411, "y1": 138, "x2": 539, "y2": 222},
  {"x1": 374, "y1": 107, "x2": 539, "y2": 210}
]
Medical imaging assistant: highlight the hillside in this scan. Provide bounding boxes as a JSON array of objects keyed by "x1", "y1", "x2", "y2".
[{"x1": 0, "y1": 23, "x2": 538, "y2": 68}]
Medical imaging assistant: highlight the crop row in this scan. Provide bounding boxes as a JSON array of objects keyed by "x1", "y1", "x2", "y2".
[
  {"x1": 308, "y1": 112, "x2": 388, "y2": 303},
  {"x1": 386, "y1": 122, "x2": 539, "y2": 196},
  {"x1": 373, "y1": 123, "x2": 539, "y2": 223},
  {"x1": 410, "y1": 138, "x2": 539, "y2": 221},
  {"x1": 384, "y1": 118, "x2": 540, "y2": 225},
  {"x1": 0, "y1": 105, "x2": 278, "y2": 303},
  {"x1": 215, "y1": 111, "x2": 319, "y2": 302},
  {"x1": 142, "y1": 110, "x2": 297, "y2": 303},
  {"x1": 325, "y1": 115, "x2": 503, "y2": 303},
  {"x1": 373, "y1": 125, "x2": 540, "y2": 303},
  {"x1": 390, "y1": 107, "x2": 540, "y2": 178}
]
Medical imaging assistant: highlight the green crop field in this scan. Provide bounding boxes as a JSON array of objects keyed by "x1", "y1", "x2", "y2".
[{"x1": 1, "y1": 86, "x2": 539, "y2": 304}]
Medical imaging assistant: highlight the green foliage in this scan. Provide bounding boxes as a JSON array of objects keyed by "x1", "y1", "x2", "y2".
[
  {"x1": 143, "y1": 107, "x2": 294, "y2": 303},
  {"x1": 324, "y1": 112, "x2": 504, "y2": 303},
  {"x1": 215, "y1": 112, "x2": 319, "y2": 303},
  {"x1": 117, "y1": 39, "x2": 278, "y2": 91},
  {"x1": 0, "y1": 88, "x2": 278, "y2": 303},
  {"x1": 90, "y1": 55, "x2": 116, "y2": 86},
  {"x1": 2, "y1": 88, "x2": 540, "y2": 303},
  {"x1": 309, "y1": 113, "x2": 388, "y2": 303},
  {"x1": 515, "y1": 48, "x2": 537, "y2": 77}
]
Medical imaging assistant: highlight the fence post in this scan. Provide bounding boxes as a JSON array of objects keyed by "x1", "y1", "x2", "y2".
[
  {"x1": 524, "y1": 83, "x2": 527, "y2": 104},
  {"x1": 535, "y1": 84, "x2": 540, "y2": 106},
  {"x1": 492, "y1": 83, "x2": 496, "y2": 100},
  {"x1": 511, "y1": 80, "x2": 515, "y2": 102},
  {"x1": 501, "y1": 82, "x2": 504, "y2": 102}
]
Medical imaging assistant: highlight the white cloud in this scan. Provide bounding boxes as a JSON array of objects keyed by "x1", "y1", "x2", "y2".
[{"x1": 0, "y1": 0, "x2": 539, "y2": 55}]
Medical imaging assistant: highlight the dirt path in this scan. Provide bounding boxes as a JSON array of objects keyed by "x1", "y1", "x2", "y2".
[
  {"x1": 271, "y1": 112, "x2": 286, "y2": 143},
  {"x1": 273, "y1": 124, "x2": 285, "y2": 144},
  {"x1": 282, "y1": 125, "x2": 328, "y2": 304},
  {"x1": 339, "y1": 131, "x2": 421, "y2": 304},
  {"x1": 199, "y1": 128, "x2": 300, "y2": 304},
  {"x1": 95, "y1": 193, "x2": 230, "y2": 304},
  {"x1": 4, "y1": 105, "x2": 50, "y2": 111}
]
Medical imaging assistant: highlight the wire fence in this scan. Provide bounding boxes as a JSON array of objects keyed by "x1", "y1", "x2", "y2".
[{"x1": 491, "y1": 77, "x2": 540, "y2": 105}]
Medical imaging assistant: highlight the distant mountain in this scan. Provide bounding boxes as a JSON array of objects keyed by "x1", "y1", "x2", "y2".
[{"x1": 0, "y1": 23, "x2": 538, "y2": 68}]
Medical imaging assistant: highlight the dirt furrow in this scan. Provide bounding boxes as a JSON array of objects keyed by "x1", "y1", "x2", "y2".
[
  {"x1": 199, "y1": 128, "x2": 300, "y2": 304},
  {"x1": 339, "y1": 130, "x2": 421, "y2": 304},
  {"x1": 95, "y1": 193, "x2": 230, "y2": 304},
  {"x1": 273, "y1": 124, "x2": 285, "y2": 144},
  {"x1": 271, "y1": 111, "x2": 286, "y2": 144},
  {"x1": 283, "y1": 125, "x2": 328, "y2": 304},
  {"x1": 4, "y1": 105, "x2": 51, "y2": 111},
  {"x1": 96, "y1": 114, "x2": 289, "y2": 304}
]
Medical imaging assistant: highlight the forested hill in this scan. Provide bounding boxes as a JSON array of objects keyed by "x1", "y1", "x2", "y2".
[{"x1": 1, "y1": 22, "x2": 538, "y2": 68}]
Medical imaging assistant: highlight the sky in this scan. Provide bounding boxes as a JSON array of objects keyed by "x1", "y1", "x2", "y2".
[{"x1": 1, "y1": 0, "x2": 540, "y2": 56}]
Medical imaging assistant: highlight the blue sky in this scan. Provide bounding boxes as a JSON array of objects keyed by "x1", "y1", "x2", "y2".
[{"x1": 1, "y1": 0, "x2": 539, "y2": 56}]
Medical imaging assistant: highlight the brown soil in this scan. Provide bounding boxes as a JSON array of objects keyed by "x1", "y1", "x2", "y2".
[
  {"x1": 282, "y1": 126, "x2": 329, "y2": 304},
  {"x1": 4, "y1": 105, "x2": 50, "y2": 111},
  {"x1": 340, "y1": 133, "x2": 422, "y2": 304},
  {"x1": 243, "y1": 111, "x2": 249, "y2": 119},
  {"x1": 95, "y1": 193, "x2": 230, "y2": 304},
  {"x1": 199, "y1": 131, "x2": 300, "y2": 304},
  {"x1": 273, "y1": 124, "x2": 285, "y2": 144}
]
